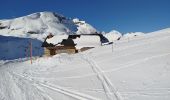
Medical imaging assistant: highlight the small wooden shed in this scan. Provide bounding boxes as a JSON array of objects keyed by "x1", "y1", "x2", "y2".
[
  {"x1": 44, "y1": 46, "x2": 77, "y2": 56},
  {"x1": 42, "y1": 34, "x2": 78, "y2": 56},
  {"x1": 42, "y1": 33, "x2": 109, "y2": 56}
]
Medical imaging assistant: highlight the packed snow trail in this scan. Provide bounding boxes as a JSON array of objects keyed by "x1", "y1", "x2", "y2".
[
  {"x1": 81, "y1": 54, "x2": 123, "y2": 100},
  {"x1": 9, "y1": 71, "x2": 99, "y2": 100}
]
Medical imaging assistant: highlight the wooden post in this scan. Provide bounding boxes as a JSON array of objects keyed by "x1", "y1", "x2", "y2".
[
  {"x1": 112, "y1": 40, "x2": 114, "y2": 52},
  {"x1": 30, "y1": 40, "x2": 32, "y2": 64}
]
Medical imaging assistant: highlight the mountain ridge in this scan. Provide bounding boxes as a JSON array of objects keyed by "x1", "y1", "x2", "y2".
[{"x1": 0, "y1": 12, "x2": 98, "y2": 41}]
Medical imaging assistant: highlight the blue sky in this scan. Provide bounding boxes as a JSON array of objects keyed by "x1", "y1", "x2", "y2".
[{"x1": 0, "y1": 0, "x2": 170, "y2": 33}]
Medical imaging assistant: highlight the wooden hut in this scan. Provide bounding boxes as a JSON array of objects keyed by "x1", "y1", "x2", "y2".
[
  {"x1": 44, "y1": 46, "x2": 77, "y2": 56},
  {"x1": 42, "y1": 33, "x2": 109, "y2": 56},
  {"x1": 42, "y1": 34, "x2": 77, "y2": 56}
]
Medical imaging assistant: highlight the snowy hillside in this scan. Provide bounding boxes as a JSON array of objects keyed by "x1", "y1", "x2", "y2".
[
  {"x1": 0, "y1": 12, "x2": 97, "y2": 41},
  {"x1": 123, "y1": 32, "x2": 145, "y2": 39},
  {"x1": 0, "y1": 35, "x2": 43, "y2": 60},
  {"x1": 0, "y1": 28, "x2": 170, "y2": 100}
]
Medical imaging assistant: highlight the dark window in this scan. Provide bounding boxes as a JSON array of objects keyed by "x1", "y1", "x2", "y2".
[{"x1": 61, "y1": 39, "x2": 76, "y2": 46}]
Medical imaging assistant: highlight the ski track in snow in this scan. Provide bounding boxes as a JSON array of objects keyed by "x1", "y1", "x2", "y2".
[
  {"x1": 39, "y1": 52, "x2": 170, "y2": 82},
  {"x1": 9, "y1": 71, "x2": 100, "y2": 100},
  {"x1": 120, "y1": 88, "x2": 170, "y2": 96},
  {"x1": 7, "y1": 71, "x2": 55, "y2": 100},
  {"x1": 81, "y1": 54, "x2": 123, "y2": 100}
]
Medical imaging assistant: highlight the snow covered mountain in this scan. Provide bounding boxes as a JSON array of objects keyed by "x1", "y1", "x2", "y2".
[
  {"x1": 0, "y1": 28, "x2": 170, "y2": 100},
  {"x1": 73, "y1": 18, "x2": 97, "y2": 35},
  {"x1": 0, "y1": 12, "x2": 97, "y2": 41}
]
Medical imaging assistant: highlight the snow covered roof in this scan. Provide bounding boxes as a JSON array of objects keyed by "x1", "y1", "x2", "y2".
[
  {"x1": 46, "y1": 35, "x2": 68, "y2": 45},
  {"x1": 45, "y1": 34, "x2": 101, "y2": 49},
  {"x1": 73, "y1": 35, "x2": 101, "y2": 49}
]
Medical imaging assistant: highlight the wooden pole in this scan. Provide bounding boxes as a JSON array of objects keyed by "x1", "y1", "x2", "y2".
[
  {"x1": 112, "y1": 40, "x2": 114, "y2": 52},
  {"x1": 30, "y1": 40, "x2": 32, "y2": 64}
]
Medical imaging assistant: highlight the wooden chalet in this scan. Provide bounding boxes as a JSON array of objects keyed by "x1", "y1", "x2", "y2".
[
  {"x1": 42, "y1": 33, "x2": 109, "y2": 56},
  {"x1": 42, "y1": 34, "x2": 78, "y2": 56}
]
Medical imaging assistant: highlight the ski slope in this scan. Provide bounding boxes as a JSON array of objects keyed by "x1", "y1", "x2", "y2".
[{"x1": 0, "y1": 28, "x2": 170, "y2": 100}]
